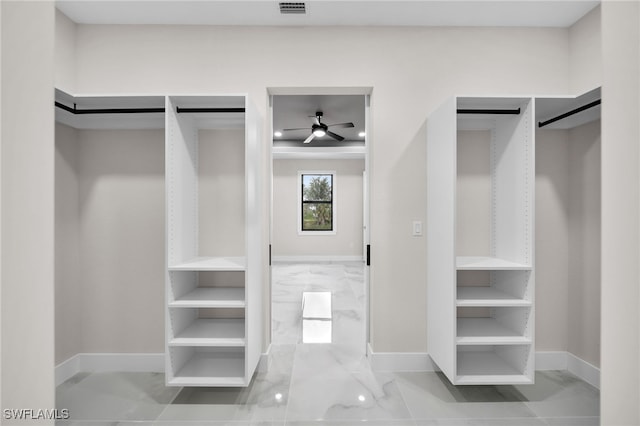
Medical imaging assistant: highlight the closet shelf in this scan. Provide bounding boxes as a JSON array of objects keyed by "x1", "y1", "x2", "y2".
[
  {"x1": 457, "y1": 287, "x2": 531, "y2": 307},
  {"x1": 170, "y1": 287, "x2": 245, "y2": 308},
  {"x1": 457, "y1": 318, "x2": 531, "y2": 345},
  {"x1": 170, "y1": 319, "x2": 245, "y2": 347},
  {"x1": 169, "y1": 257, "x2": 246, "y2": 271},
  {"x1": 456, "y1": 351, "x2": 533, "y2": 385},
  {"x1": 169, "y1": 351, "x2": 246, "y2": 387},
  {"x1": 456, "y1": 256, "x2": 531, "y2": 271}
]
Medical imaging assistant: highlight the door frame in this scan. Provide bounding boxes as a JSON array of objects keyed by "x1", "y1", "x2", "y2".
[{"x1": 267, "y1": 87, "x2": 372, "y2": 351}]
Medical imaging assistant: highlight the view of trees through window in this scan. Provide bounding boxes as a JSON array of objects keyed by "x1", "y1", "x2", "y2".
[{"x1": 301, "y1": 174, "x2": 333, "y2": 231}]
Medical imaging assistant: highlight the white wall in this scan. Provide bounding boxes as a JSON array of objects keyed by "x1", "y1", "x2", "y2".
[
  {"x1": 55, "y1": 127, "x2": 165, "y2": 359},
  {"x1": 1, "y1": 1, "x2": 55, "y2": 422},
  {"x1": 535, "y1": 130, "x2": 570, "y2": 354},
  {"x1": 272, "y1": 159, "x2": 364, "y2": 259},
  {"x1": 64, "y1": 23, "x2": 570, "y2": 353},
  {"x1": 601, "y1": 2, "x2": 640, "y2": 424},
  {"x1": 568, "y1": 120, "x2": 600, "y2": 368},
  {"x1": 55, "y1": 9, "x2": 76, "y2": 94},
  {"x1": 199, "y1": 129, "x2": 246, "y2": 257},
  {"x1": 569, "y1": 5, "x2": 602, "y2": 95},
  {"x1": 78, "y1": 129, "x2": 165, "y2": 354},
  {"x1": 55, "y1": 124, "x2": 82, "y2": 364},
  {"x1": 456, "y1": 130, "x2": 491, "y2": 256}
]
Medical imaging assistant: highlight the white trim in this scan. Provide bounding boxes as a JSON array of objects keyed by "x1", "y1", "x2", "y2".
[
  {"x1": 55, "y1": 353, "x2": 164, "y2": 386},
  {"x1": 273, "y1": 146, "x2": 365, "y2": 160},
  {"x1": 535, "y1": 351, "x2": 568, "y2": 370},
  {"x1": 56, "y1": 351, "x2": 273, "y2": 386},
  {"x1": 367, "y1": 347, "x2": 600, "y2": 389},
  {"x1": 257, "y1": 345, "x2": 271, "y2": 373},
  {"x1": 367, "y1": 344, "x2": 438, "y2": 372},
  {"x1": 56, "y1": 349, "x2": 600, "y2": 390},
  {"x1": 298, "y1": 170, "x2": 337, "y2": 236},
  {"x1": 55, "y1": 355, "x2": 82, "y2": 386},
  {"x1": 567, "y1": 352, "x2": 600, "y2": 389},
  {"x1": 272, "y1": 255, "x2": 363, "y2": 263}
]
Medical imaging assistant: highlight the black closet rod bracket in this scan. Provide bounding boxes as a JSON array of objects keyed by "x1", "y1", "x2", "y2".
[
  {"x1": 457, "y1": 108, "x2": 521, "y2": 115},
  {"x1": 55, "y1": 101, "x2": 165, "y2": 115},
  {"x1": 538, "y1": 99, "x2": 601, "y2": 128},
  {"x1": 176, "y1": 107, "x2": 245, "y2": 113}
]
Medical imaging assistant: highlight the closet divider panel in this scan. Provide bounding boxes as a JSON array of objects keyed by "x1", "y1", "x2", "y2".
[
  {"x1": 426, "y1": 97, "x2": 457, "y2": 381},
  {"x1": 243, "y1": 97, "x2": 263, "y2": 379},
  {"x1": 166, "y1": 96, "x2": 198, "y2": 268}
]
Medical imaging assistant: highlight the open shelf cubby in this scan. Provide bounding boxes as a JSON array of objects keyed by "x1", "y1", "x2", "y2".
[
  {"x1": 427, "y1": 96, "x2": 535, "y2": 385},
  {"x1": 456, "y1": 345, "x2": 534, "y2": 385},
  {"x1": 168, "y1": 347, "x2": 246, "y2": 387},
  {"x1": 456, "y1": 270, "x2": 532, "y2": 308}
]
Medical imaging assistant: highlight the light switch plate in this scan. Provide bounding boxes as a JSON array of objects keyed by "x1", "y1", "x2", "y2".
[{"x1": 413, "y1": 220, "x2": 423, "y2": 236}]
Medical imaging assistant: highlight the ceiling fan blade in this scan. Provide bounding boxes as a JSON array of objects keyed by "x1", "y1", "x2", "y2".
[
  {"x1": 303, "y1": 133, "x2": 316, "y2": 144},
  {"x1": 327, "y1": 122, "x2": 355, "y2": 129},
  {"x1": 281, "y1": 127, "x2": 309, "y2": 132},
  {"x1": 326, "y1": 131, "x2": 345, "y2": 141}
]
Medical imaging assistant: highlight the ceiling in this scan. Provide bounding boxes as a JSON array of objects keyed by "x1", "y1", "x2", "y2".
[
  {"x1": 273, "y1": 95, "x2": 366, "y2": 147},
  {"x1": 56, "y1": 1, "x2": 599, "y2": 28}
]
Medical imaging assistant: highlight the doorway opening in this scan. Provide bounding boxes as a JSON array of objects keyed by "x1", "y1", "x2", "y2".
[{"x1": 268, "y1": 89, "x2": 371, "y2": 354}]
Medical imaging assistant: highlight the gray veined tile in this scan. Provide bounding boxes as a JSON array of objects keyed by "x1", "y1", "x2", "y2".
[
  {"x1": 392, "y1": 371, "x2": 537, "y2": 420},
  {"x1": 285, "y1": 366, "x2": 412, "y2": 422},
  {"x1": 430, "y1": 418, "x2": 547, "y2": 426},
  {"x1": 286, "y1": 421, "x2": 420, "y2": 426},
  {"x1": 514, "y1": 371, "x2": 600, "y2": 418},
  {"x1": 56, "y1": 372, "x2": 179, "y2": 422},
  {"x1": 543, "y1": 416, "x2": 600, "y2": 426}
]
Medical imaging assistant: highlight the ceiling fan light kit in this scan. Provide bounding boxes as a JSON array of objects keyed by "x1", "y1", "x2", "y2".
[{"x1": 281, "y1": 110, "x2": 355, "y2": 144}]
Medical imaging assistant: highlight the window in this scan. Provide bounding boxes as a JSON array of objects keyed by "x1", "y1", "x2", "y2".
[{"x1": 299, "y1": 172, "x2": 336, "y2": 234}]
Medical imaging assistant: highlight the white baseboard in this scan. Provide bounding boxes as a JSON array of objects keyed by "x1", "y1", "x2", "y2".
[
  {"x1": 272, "y1": 255, "x2": 363, "y2": 263},
  {"x1": 567, "y1": 352, "x2": 600, "y2": 389},
  {"x1": 367, "y1": 344, "x2": 438, "y2": 372},
  {"x1": 58, "y1": 349, "x2": 600, "y2": 390},
  {"x1": 368, "y1": 347, "x2": 600, "y2": 389},
  {"x1": 56, "y1": 353, "x2": 164, "y2": 386},
  {"x1": 535, "y1": 351, "x2": 569, "y2": 370},
  {"x1": 257, "y1": 345, "x2": 271, "y2": 373},
  {"x1": 56, "y1": 351, "x2": 272, "y2": 387}
]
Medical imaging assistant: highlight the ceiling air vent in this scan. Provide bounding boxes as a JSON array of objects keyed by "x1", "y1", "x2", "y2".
[{"x1": 279, "y1": 2, "x2": 306, "y2": 14}]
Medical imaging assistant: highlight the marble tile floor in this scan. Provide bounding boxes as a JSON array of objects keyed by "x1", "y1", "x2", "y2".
[{"x1": 55, "y1": 262, "x2": 599, "y2": 426}]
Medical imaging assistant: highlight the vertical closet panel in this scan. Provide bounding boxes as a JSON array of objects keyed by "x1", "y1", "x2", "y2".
[
  {"x1": 534, "y1": 129, "x2": 570, "y2": 352},
  {"x1": 426, "y1": 97, "x2": 457, "y2": 380},
  {"x1": 55, "y1": 123, "x2": 82, "y2": 364},
  {"x1": 568, "y1": 120, "x2": 601, "y2": 367}
]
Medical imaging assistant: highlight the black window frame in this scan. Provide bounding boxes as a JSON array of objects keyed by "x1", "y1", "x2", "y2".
[{"x1": 300, "y1": 173, "x2": 334, "y2": 232}]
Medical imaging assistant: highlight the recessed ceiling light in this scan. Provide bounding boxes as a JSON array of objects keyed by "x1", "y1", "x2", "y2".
[
  {"x1": 358, "y1": 131, "x2": 366, "y2": 137},
  {"x1": 274, "y1": 131, "x2": 283, "y2": 137}
]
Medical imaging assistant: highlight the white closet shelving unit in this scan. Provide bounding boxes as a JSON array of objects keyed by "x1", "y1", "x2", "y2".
[
  {"x1": 165, "y1": 95, "x2": 262, "y2": 387},
  {"x1": 427, "y1": 96, "x2": 535, "y2": 385},
  {"x1": 55, "y1": 89, "x2": 263, "y2": 388}
]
